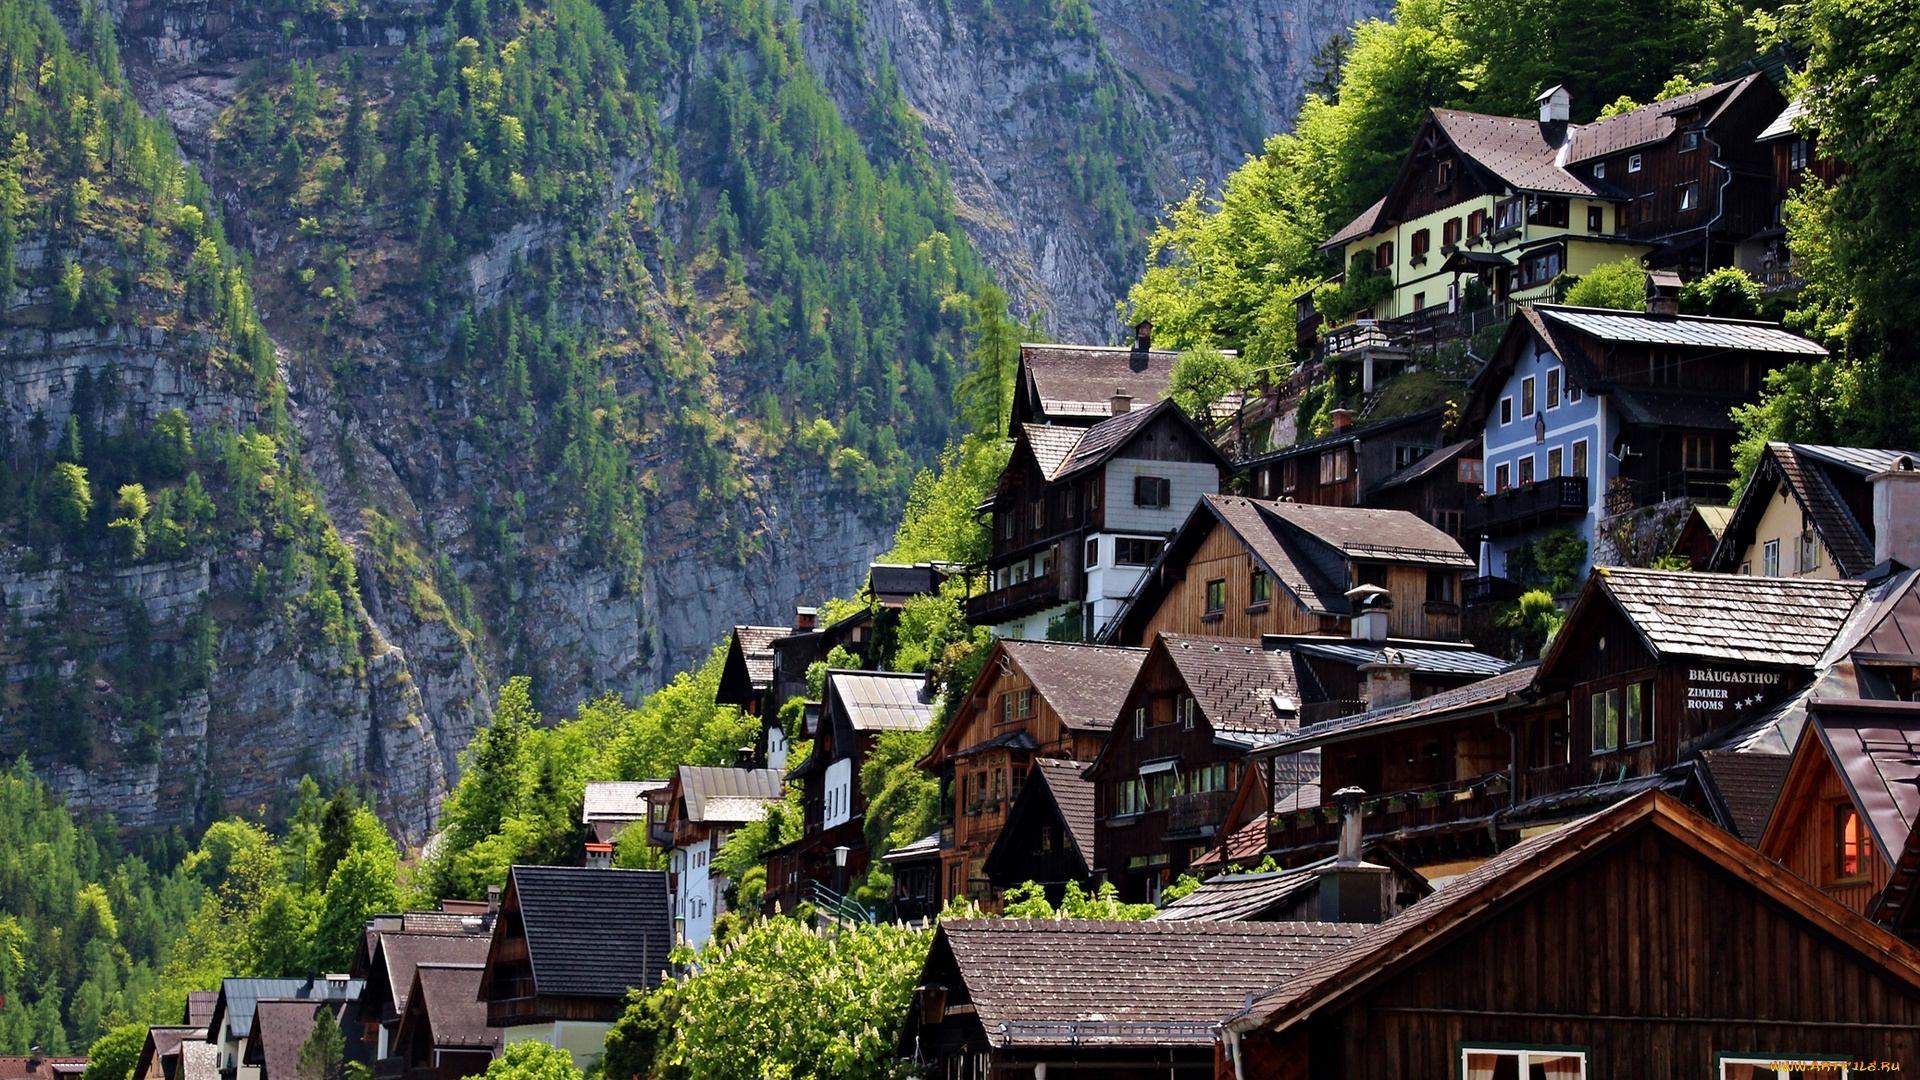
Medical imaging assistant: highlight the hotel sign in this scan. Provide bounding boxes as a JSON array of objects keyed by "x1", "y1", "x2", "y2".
[{"x1": 1686, "y1": 668, "x2": 1782, "y2": 714}]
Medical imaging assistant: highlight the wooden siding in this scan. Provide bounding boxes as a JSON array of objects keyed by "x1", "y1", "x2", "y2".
[
  {"x1": 1762, "y1": 742, "x2": 1893, "y2": 915},
  {"x1": 1237, "y1": 831, "x2": 1920, "y2": 1077}
]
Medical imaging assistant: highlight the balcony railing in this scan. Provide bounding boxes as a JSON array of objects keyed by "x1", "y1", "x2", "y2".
[
  {"x1": 1602, "y1": 469, "x2": 1737, "y2": 514},
  {"x1": 1298, "y1": 700, "x2": 1368, "y2": 726},
  {"x1": 966, "y1": 572, "x2": 1065, "y2": 625},
  {"x1": 1265, "y1": 772, "x2": 1508, "y2": 856},
  {"x1": 1464, "y1": 475, "x2": 1589, "y2": 538},
  {"x1": 1165, "y1": 788, "x2": 1233, "y2": 835},
  {"x1": 1320, "y1": 301, "x2": 1515, "y2": 362}
]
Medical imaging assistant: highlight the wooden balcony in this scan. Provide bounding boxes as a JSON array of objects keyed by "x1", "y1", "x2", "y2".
[
  {"x1": 1164, "y1": 789, "x2": 1233, "y2": 836},
  {"x1": 1264, "y1": 773, "x2": 1508, "y2": 860},
  {"x1": 966, "y1": 572, "x2": 1066, "y2": 625},
  {"x1": 1465, "y1": 476, "x2": 1589, "y2": 538}
]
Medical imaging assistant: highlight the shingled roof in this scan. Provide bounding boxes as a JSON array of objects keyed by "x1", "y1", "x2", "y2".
[
  {"x1": 582, "y1": 780, "x2": 667, "y2": 826},
  {"x1": 1018, "y1": 344, "x2": 1180, "y2": 423},
  {"x1": 397, "y1": 963, "x2": 497, "y2": 1053},
  {"x1": 926, "y1": 920, "x2": 1367, "y2": 1047},
  {"x1": 1558, "y1": 567, "x2": 1866, "y2": 670},
  {"x1": 1149, "y1": 866, "x2": 1323, "y2": 922},
  {"x1": 1694, "y1": 750, "x2": 1791, "y2": 844},
  {"x1": 999, "y1": 640, "x2": 1148, "y2": 733},
  {"x1": 1029, "y1": 758, "x2": 1096, "y2": 857},
  {"x1": 1158, "y1": 635, "x2": 1304, "y2": 746},
  {"x1": 210, "y1": 978, "x2": 362, "y2": 1042},
  {"x1": 370, "y1": 932, "x2": 492, "y2": 1022},
  {"x1": 728, "y1": 625, "x2": 783, "y2": 688},
  {"x1": 673, "y1": 766, "x2": 784, "y2": 823},
  {"x1": 1258, "y1": 665, "x2": 1537, "y2": 756},
  {"x1": 1432, "y1": 109, "x2": 1616, "y2": 197},
  {"x1": 1563, "y1": 77, "x2": 1761, "y2": 163},
  {"x1": 484, "y1": 866, "x2": 672, "y2": 999},
  {"x1": 1019, "y1": 424, "x2": 1083, "y2": 479},
  {"x1": 246, "y1": 1001, "x2": 334, "y2": 1080},
  {"x1": 1537, "y1": 306, "x2": 1828, "y2": 355}
]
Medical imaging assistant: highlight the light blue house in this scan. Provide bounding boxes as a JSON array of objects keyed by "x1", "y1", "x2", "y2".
[{"x1": 1459, "y1": 298, "x2": 1826, "y2": 592}]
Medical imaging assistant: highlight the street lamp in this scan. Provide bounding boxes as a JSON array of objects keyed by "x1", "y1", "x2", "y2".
[{"x1": 832, "y1": 844, "x2": 850, "y2": 895}]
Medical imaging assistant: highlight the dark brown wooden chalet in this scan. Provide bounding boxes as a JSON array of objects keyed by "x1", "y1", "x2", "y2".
[
  {"x1": 1086, "y1": 635, "x2": 1304, "y2": 902},
  {"x1": 899, "y1": 920, "x2": 1366, "y2": 1079},
  {"x1": 245, "y1": 1001, "x2": 357, "y2": 1080},
  {"x1": 354, "y1": 916, "x2": 492, "y2": 1065},
  {"x1": 714, "y1": 624, "x2": 784, "y2": 719},
  {"x1": 765, "y1": 670, "x2": 935, "y2": 914},
  {"x1": 1239, "y1": 409, "x2": 1450, "y2": 513},
  {"x1": 1225, "y1": 791, "x2": 1920, "y2": 1078},
  {"x1": 1109, "y1": 495, "x2": 1475, "y2": 646},
  {"x1": 973, "y1": 398, "x2": 1231, "y2": 640},
  {"x1": 1362, "y1": 437, "x2": 1485, "y2": 542},
  {"x1": 981, "y1": 757, "x2": 1099, "y2": 902},
  {"x1": 918, "y1": 640, "x2": 1144, "y2": 906},
  {"x1": 389, "y1": 964, "x2": 496, "y2": 1080},
  {"x1": 1708, "y1": 443, "x2": 1920, "y2": 579},
  {"x1": 477, "y1": 865, "x2": 671, "y2": 1058},
  {"x1": 1012, "y1": 331, "x2": 1180, "y2": 428},
  {"x1": 1743, "y1": 100, "x2": 1847, "y2": 292}
]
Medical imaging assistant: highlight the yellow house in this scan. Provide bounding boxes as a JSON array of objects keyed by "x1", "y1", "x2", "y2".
[
  {"x1": 1321, "y1": 86, "x2": 1662, "y2": 319},
  {"x1": 1708, "y1": 443, "x2": 1920, "y2": 579}
]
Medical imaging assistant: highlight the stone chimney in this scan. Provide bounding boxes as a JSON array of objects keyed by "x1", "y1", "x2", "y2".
[
  {"x1": 584, "y1": 842, "x2": 613, "y2": 870},
  {"x1": 1344, "y1": 584, "x2": 1392, "y2": 643},
  {"x1": 1645, "y1": 270, "x2": 1682, "y2": 316},
  {"x1": 1871, "y1": 456, "x2": 1920, "y2": 570},
  {"x1": 1330, "y1": 408, "x2": 1355, "y2": 432},
  {"x1": 1360, "y1": 648, "x2": 1416, "y2": 709},
  {"x1": 1317, "y1": 787, "x2": 1393, "y2": 923},
  {"x1": 486, "y1": 884, "x2": 501, "y2": 914},
  {"x1": 794, "y1": 606, "x2": 818, "y2": 631},
  {"x1": 1110, "y1": 387, "x2": 1134, "y2": 415}
]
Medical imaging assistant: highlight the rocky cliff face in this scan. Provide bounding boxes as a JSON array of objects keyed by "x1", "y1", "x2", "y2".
[{"x1": 796, "y1": 0, "x2": 1389, "y2": 340}]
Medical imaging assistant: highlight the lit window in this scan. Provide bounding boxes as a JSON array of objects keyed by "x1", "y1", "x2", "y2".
[
  {"x1": 1835, "y1": 804, "x2": 1873, "y2": 880},
  {"x1": 1463, "y1": 1046, "x2": 1587, "y2": 1079},
  {"x1": 1205, "y1": 579, "x2": 1227, "y2": 614}
]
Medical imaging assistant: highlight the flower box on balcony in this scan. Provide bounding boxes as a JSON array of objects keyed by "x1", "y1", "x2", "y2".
[{"x1": 1387, "y1": 797, "x2": 1408, "y2": 814}]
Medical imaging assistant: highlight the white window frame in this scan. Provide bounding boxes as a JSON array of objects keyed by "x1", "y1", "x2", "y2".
[
  {"x1": 1718, "y1": 1056, "x2": 1851, "y2": 1078},
  {"x1": 1521, "y1": 375, "x2": 1536, "y2": 417},
  {"x1": 1461, "y1": 1045, "x2": 1588, "y2": 1079},
  {"x1": 1593, "y1": 161, "x2": 1606, "y2": 179},
  {"x1": 1545, "y1": 366, "x2": 1561, "y2": 409},
  {"x1": 1763, "y1": 538, "x2": 1781, "y2": 577},
  {"x1": 1628, "y1": 153, "x2": 1643, "y2": 172}
]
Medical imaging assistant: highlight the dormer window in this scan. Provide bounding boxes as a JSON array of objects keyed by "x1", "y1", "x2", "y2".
[{"x1": 1628, "y1": 154, "x2": 1643, "y2": 173}]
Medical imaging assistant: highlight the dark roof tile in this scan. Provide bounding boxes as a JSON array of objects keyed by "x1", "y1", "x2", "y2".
[
  {"x1": 1021, "y1": 345, "x2": 1180, "y2": 421},
  {"x1": 1593, "y1": 567, "x2": 1865, "y2": 667},
  {"x1": 1000, "y1": 641, "x2": 1149, "y2": 733},
  {"x1": 1030, "y1": 758, "x2": 1097, "y2": 857},
  {"x1": 1695, "y1": 750, "x2": 1791, "y2": 844},
  {"x1": 506, "y1": 866, "x2": 672, "y2": 998}
]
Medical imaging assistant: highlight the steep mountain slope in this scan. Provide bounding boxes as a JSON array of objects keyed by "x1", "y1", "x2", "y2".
[{"x1": 797, "y1": 0, "x2": 1389, "y2": 340}]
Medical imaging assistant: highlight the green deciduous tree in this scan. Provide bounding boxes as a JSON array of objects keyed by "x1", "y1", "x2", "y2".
[
  {"x1": 1167, "y1": 347, "x2": 1252, "y2": 425},
  {"x1": 1562, "y1": 256, "x2": 1649, "y2": 309},
  {"x1": 81, "y1": 1024, "x2": 148, "y2": 1080}
]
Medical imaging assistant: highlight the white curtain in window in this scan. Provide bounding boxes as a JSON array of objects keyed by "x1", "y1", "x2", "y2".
[
  {"x1": 1464, "y1": 1054, "x2": 1499, "y2": 1080},
  {"x1": 1536, "y1": 1054, "x2": 1584, "y2": 1080}
]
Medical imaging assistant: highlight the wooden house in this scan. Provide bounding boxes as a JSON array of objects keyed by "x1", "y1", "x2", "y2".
[
  {"x1": 1085, "y1": 635, "x2": 1304, "y2": 902},
  {"x1": 1672, "y1": 502, "x2": 1734, "y2": 570},
  {"x1": 1363, "y1": 438, "x2": 1486, "y2": 542},
  {"x1": 477, "y1": 865, "x2": 671, "y2": 1066},
  {"x1": 579, "y1": 780, "x2": 666, "y2": 845},
  {"x1": 1108, "y1": 495, "x2": 1475, "y2": 646},
  {"x1": 1741, "y1": 100, "x2": 1848, "y2": 291},
  {"x1": 207, "y1": 978, "x2": 366, "y2": 1080},
  {"x1": 1011, "y1": 331, "x2": 1181, "y2": 428},
  {"x1": 1239, "y1": 409, "x2": 1449, "y2": 511},
  {"x1": 764, "y1": 670, "x2": 935, "y2": 914},
  {"x1": 132, "y1": 1027, "x2": 216, "y2": 1080},
  {"x1": 1462, "y1": 303, "x2": 1825, "y2": 589},
  {"x1": 644, "y1": 765, "x2": 785, "y2": 949},
  {"x1": 244, "y1": 1000, "x2": 360, "y2": 1080},
  {"x1": 714, "y1": 624, "x2": 784, "y2": 720},
  {"x1": 919, "y1": 640, "x2": 1145, "y2": 904},
  {"x1": 981, "y1": 757, "x2": 1099, "y2": 902},
  {"x1": 1224, "y1": 791, "x2": 1920, "y2": 1078},
  {"x1": 355, "y1": 917, "x2": 492, "y2": 1064},
  {"x1": 388, "y1": 964, "x2": 496, "y2": 1080},
  {"x1": 1708, "y1": 443, "x2": 1920, "y2": 579},
  {"x1": 973, "y1": 398, "x2": 1232, "y2": 640},
  {"x1": 898, "y1": 919, "x2": 1366, "y2": 1079}
]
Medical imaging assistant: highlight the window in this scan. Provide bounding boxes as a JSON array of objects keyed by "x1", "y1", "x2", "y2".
[
  {"x1": 1355, "y1": 563, "x2": 1389, "y2": 589},
  {"x1": 1614, "y1": 203, "x2": 1629, "y2": 234},
  {"x1": 1494, "y1": 196, "x2": 1525, "y2": 232},
  {"x1": 1721, "y1": 1056, "x2": 1854, "y2": 1079},
  {"x1": 1628, "y1": 153, "x2": 1643, "y2": 172},
  {"x1": 1592, "y1": 688, "x2": 1621, "y2": 753},
  {"x1": 1545, "y1": 368, "x2": 1560, "y2": 408},
  {"x1": 1374, "y1": 241, "x2": 1393, "y2": 270},
  {"x1": 1002, "y1": 512, "x2": 1014, "y2": 539},
  {"x1": 1789, "y1": 138, "x2": 1810, "y2": 171},
  {"x1": 1179, "y1": 696, "x2": 1197, "y2": 729},
  {"x1": 1443, "y1": 217, "x2": 1463, "y2": 245},
  {"x1": 1521, "y1": 376, "x2": 1536, "y2": 417},
  {"x1": 1017, "y1": 688, "x2": 1034, "y2": 719},
  {"x1": 1468, "y1": 208, "x2": 1487, "y2": 236},
  {"x1": 1149, "y1": 769, "x2": 1181, "y2": 808},
  {"x1": 1571, "y1": 439, "x2": 1589, "y2": 478},
  {"x1": 1116, "y1": 537, "x2": 1163, "y2": 565},
  {"x1": 1088, "y1": 482, "x2": 1099, "y2": 510},
  {"x1": 1411, "y1": 291, "x2": 1425, "y2": 311},
  {"x1": 1086, "y1": 536, "x2": 1099, "y2": 568},
  {"x1": 1116, "y1": 778, "x2": 1147, "y2": 815},
  {"x1": 1586, "y1": 205, "x2": 1603, "y2": 232},
  {"x1": 1799, "y1": 529, "x2": 1820, "y2": 573},
  {"x1": 1395, "y1": 444, "x2": 1434, "y2": 469},
  {"x1": 1250, "y1": 569, "x2": 1271, "y2": 605},
  {"x1": 1763, "y1": 538, "x2": 1781, "y2": 577},
  {"x1": 1593, "y1": 161, "x2": 1606, "y2": 179},
  {"x1": 1462, "y1": 1046, "x2": 1587, "y2": 1079},
  {"x1": 1133, "y1": 475, "x2": 1171, "y2": 508},
  {"x1": 1001, "y1": 695, "x2": 1013, "y2": 724},
  {"x1": 1495, "y1": 462, "x2": 1512, "y2": 491},
  {"x1": 1683, "y1": 434, "x2": 1715, "y2": 471},
  {"x1": 1205, "y1": 579, "x2": 1227, "y2": 614},
  {"x1": 1519, "y1": 247, "x2": 1564, "y2": 287},
  {"x1": 1133, "y1": 707, "x2": 1146, "y2": 740},
  {"x1": 1835, "y1": 804, "x2": 1874, "y2": 879},
  {"x1": 1411, "y1": 228, "x2": 1431, "y2": 260},
  {"x1": 1500, "y1": 397, "x2": 1514, "y2": 426},
  {"x1": 1030, "y1": 498, "x2": 1045, "y2": 531},
  {"x1": 1426, "y1": 570, "x2": 1455, "y2": 603},
  {"x1": 1458, "y1": 458, "x2": 1485, "y2": 484},
  {"x1": 1638, "y1": 194, "x2": 1655, "y2": 223},
  {"x1": 1547, "y1": 447, "x2": 1564, "y2": 478},
  {"x1": 1256, "y1": 468, "x2": 1271, "y2": 498},
  {"x1": 1437, "y1": 159, "x2": 1456, "y2": 186},
  {"x1": 1280, "y1": 459, "x2": 1298, "y2": 492},
  {"x1": 1438, "y1": 508, "x2": 1464, "y2": 537},
  {"x1": 1518, "y1": 455, "x2": 1536, "y2": 485},
  {"x1": 1653, "y1": 350, "x2": 1680, "y2": 386},
  {"x1": 1679, "y1": 129, "x2": 1702, "y2": 151},
  {"x1": 1625, "y1": 681, "x2": 1652, "y2": 744},
  {"x1": 1679, "y1": 182, "x2": 1700, "y2": 211},
  {"x1": 1526, "y1": 195, "x2": 1569, "y2": 227},
  {"x1": 1569, "y1": 380, "x2": 1583, "y2": 402},
  {"x1": 1319, "y1": 447, "x2": 1352, "y2": 485}
]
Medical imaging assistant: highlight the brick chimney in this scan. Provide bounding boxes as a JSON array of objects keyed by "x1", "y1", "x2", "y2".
[
  {"x1": 1110, "y1": 387, "x2": 1133, "y2": 415},
  {"x1": 794, "y1": 606, "x2": 818, "y2": 631},
  {"x1": 1645, "y1": 270, "x2": 1682, "y2": 316},
  {"x1": 1871, "y1": 456, "x2": 1920, "y2": 570},
  {"x1": 1330, "y1": 408, "x2": 1355, "y2": 431},
  {"x1": 1359, "y1": 648, "x2": 1416, "y2": 709}
]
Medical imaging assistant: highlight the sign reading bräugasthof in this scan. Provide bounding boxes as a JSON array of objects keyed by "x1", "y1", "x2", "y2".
[{"x1": 1686, "y1": 668, "x2": 1782, "y2": 713}]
